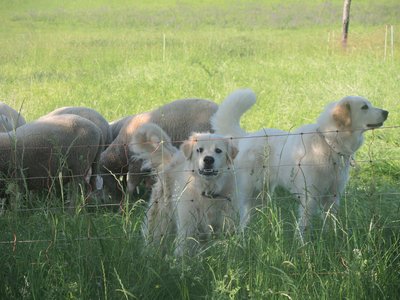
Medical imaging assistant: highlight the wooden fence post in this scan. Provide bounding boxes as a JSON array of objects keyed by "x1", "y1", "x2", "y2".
[{"x1": 342, "y1": 0, "x2": 352, "y2": 49}]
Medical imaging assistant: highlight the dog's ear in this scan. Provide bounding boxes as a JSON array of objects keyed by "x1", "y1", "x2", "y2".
[
  {"x1": 181, "y1": 138, "x2": 195, "y2": 160},
  {"x1": 332, "y1": 101, "x2": 352, "y2": 129},
  {"x1": 226, "y1": 143, "x2": 238, "y2": 165}
]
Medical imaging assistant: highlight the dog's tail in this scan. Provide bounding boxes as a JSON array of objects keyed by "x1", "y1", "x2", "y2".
[
  {"x1": 211, "y1": 88, "x2": 256, "y2": 137},
  {"x1": 129, "y1": 123, "x2": 177, "y2": 171}
]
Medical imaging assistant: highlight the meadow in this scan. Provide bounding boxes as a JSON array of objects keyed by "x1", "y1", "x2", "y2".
[{"x1": 0, "y1": 0, "x2": 399, "y2": 298}]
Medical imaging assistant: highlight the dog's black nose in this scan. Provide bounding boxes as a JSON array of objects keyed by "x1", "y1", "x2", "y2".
[
  {"x1": 382, "y1": 110, "x2": 389, "y2": 119},
  {"x1": 203, "y1": 156, "x2": 214, "y2": 165}
]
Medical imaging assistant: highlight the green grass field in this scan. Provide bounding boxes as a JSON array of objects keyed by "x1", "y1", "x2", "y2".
[{"x1": 0, "y1": 1, "x2": 399, "y2": 299}]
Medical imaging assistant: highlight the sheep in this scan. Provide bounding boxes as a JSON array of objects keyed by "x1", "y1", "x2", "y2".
[
  {"x1": 0, "y1": 102, "x2": 26, "y2": 132},
  {"x1": 100, "y1": 98, "x2": 218, "y2": 203},
  {"x1": 109, "y1": 115, "x2": 134, "y2": 141},
  {"x1": 41, "y1": 106, "x2": 113, "y2": 146},
  {"x1": 0, "y1": 114, "x2": 103, "y2": 206}
]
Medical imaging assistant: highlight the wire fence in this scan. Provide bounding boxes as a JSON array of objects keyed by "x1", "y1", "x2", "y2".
[
  {"x1": 0, "y1": 125, "x2": 399, "y2": 199},
  {"x1": 0, "y1": 125, "x2": 399, "y2": 247}
]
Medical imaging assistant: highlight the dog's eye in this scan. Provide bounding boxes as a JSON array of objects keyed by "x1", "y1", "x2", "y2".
[
  {"x1": 215, "y1": 148, "x2": 222, "y2": 154},
  {"x1": 197, "y1": 147, "x2": 203, "y2": 153},
  {"x1": 361, "y1": 104, "x2": 369, "y2": 110}
]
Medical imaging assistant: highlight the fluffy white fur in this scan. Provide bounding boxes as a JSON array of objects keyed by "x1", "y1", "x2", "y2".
[
  {"x1": 130, "y1": 123, "x2": 238, "y2": 255},
  {"x1": 211, "y1": 89, "x2": 389, "y2": 238}
]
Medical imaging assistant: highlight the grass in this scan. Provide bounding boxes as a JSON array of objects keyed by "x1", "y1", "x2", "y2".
[{"x1": 0, "y1": 0, "x2": 399, "y2": 299}]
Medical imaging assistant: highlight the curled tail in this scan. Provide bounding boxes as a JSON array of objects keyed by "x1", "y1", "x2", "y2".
[
  {"x1": 129, "y1": 123, "x2": 177, "y2": 171},
  {"x1": 211, "y1": 88, "x2": 256, "y2": 137}
]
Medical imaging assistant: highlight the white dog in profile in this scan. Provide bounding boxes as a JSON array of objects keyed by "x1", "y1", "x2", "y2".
[
  {"x1": 130, "y1": 123, "x2": 238, "y2": 255},
  {"x1": 212, "y1": 89, "x2": 389, "y2": 238}
]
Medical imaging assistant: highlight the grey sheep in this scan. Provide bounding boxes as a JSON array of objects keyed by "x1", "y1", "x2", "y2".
[
  {"x1": 41, "y1": 106, "x2": 113, "y2": 146},
  {"x1": 0, "y1": 114, "x2": 103, "y2": 200},
  {"x1": 0, "y1": 102, "x2": 26, "y2": 132},
  {"x1": 100, "y1": 98, "x2": 218, "y2": 203}
]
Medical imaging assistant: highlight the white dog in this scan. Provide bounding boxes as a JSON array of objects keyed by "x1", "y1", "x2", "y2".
[
  {"x1": 211, "y1": 89, "x2": 389, "y2": 238},
  {"x1": 130, "y1": 123, "x2": 238, "y2": 255}
]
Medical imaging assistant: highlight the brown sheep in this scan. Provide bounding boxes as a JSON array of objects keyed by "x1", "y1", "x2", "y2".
[
  {"x1": 0, "y1": 114, "x2": 103, "y2": 202},
  {"x1": 0, "y1": 102, "x2": 26, "y2": 132},
  {"x1": 41, "y1": 106, "x2": 113, "y2": 146},
  {"x1": 100, "y1": 98, "x2": 218, "y2": 203}
]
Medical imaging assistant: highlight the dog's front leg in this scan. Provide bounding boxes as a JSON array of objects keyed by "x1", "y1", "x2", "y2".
[
  {"x1": 174, "y1": 206, "x2": 200, "y2": 256},
  {"x1": 236, "y1": 171, "x2": 258, "y2": 230},
  {"x1": 238, "y1": 195, "x2": 252, "y2": 230},
  {"x1": 296, "y1": 193, "x2": 318, "y2": 243}
]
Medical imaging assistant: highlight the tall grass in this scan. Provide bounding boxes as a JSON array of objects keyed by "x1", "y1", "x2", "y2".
[{"x1": 0, "y1": 1, "x2": 399, "y2": 299}]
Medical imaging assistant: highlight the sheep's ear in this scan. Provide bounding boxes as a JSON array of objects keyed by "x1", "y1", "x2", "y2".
[
  {"x1": 226, "y1": 143, "x2": 238, "y2": 165},
  {"x1": 332, "y1": 101, "x2": 352, "y2": 129},
  {"x1": 181, "y1": 138, "x2": 195, "y2": 160}
]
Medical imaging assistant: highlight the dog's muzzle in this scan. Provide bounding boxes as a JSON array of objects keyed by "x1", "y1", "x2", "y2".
[
  {"x1": 199, "y1": 156, "x2": 218, "y2": 177},
  {"x1": 367, "y1": 110, "x2": 389, "y2": 128}
]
